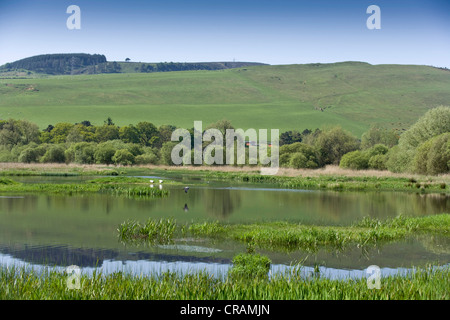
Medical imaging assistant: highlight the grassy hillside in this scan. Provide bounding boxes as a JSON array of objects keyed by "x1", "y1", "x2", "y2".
[{"x1": 1, "y1": 61, "x2": 449, "y2": 137}]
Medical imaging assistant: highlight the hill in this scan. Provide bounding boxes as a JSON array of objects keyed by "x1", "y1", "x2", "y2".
[
  {"x1": 0, "y1": 61, "x2": 449, "y2": 137},
  {"x1": 0, "y1": 53, "x2": 267, "y2": 76}
]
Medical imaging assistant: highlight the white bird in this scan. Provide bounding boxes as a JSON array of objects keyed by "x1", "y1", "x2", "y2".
[
  {"x1": 150, "y1": 184, "x2": 154, "y2": 188},
  {"x1": 150, "y1": 180, "x2": 154, "y2": 183},
  {"x1": 159, "y1": 180, "x2": 163, "y2": 184}
]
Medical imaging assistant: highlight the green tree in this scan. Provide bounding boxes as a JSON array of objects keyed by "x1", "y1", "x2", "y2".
[
  {"x1": 112, "y1": 149, "x2": 135, "y2": 166},
  {"x1": 413, "y1": 133, "x2": 450, "y2": 175},
  {"x1": 136, "y1": 122, "x2": 159, "y2": 147},
  {"x1": 40, "y1": 145, "x2": 66, "y2": 163},
  {"x1": 279, "y1": 130, "x2": 302, "y2": 146},
  {"x1": 49, "y1": 123, "x2": 74, "y2": 144},
  {"x1": 361, "y1": 126, "x2": 399, "y2": 149},
  {"x1": 119, "y1": 125, "x2": 140, "y2": 144},
  {"x1": 94, "y1": 143, "x2": 116, "y2": 164},
  {"x1": 339, "y1": 151, "x2": 370, "y2": 170},
  {"x1": 94, "y1": 125, "x2": 120, "y2": 143},
  {"x1": 160, "y1": 141, "x2": 178, "y2": 165},
  {"x1": 314, "y1": 127, "x2": 360, "y2": 166}
]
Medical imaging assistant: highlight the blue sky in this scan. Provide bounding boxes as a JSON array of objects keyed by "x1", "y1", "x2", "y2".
[{"x1": 0, "y1": 0, "x2": 449, "y2": 67}]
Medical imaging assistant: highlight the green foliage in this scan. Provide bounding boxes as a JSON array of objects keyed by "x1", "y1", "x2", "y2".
[
  {"x1": 0, "y1": 53, "x2": 107, "y2": 75},
  {"x1": 361, "y1": 126, "x2": 399, "y2": 149},
  {"x1": 160, "y1": 141, "x2": 178, "y2": 165},
  {"x1": 279, "y1": 130, "x2": 302, "y2": 146},
  {"x1": 386, "y1": 146, "x2": 414, "y2": 173},
  {"x1": 400, "y1": 106, "x2": 450, "y2": 151},
  {"x1": 112, "y1": 149, "x2": 135, "y2": 166},
  {"x1": 279, "y1": 142, "x2": 319, "y2": 169},
  {"x1": 339, "y1": 150, "x2": 369, "y2": 170},
  {"x1": 135, "y1": 153, "x2": 159, "y2": 165},
  {"x1": 228, "y1": 253, "x2": 272, "y2": 281},
  {"x1": 0, "y1": 119, "x2": 40, "y2": 147},
  {"x1": 314, "y1": 127, "x2": 360, "y2": 165},
  {"x1": 40, "y1": 145, "x2": 66, "y2": 163},
  {"x1": 94, "y1": 124, "x2": 120, "y2": 143},
  {"x1": 390, "y1": 106, "x2": 450, "y2": 173},
  {"x1": 94, "y1": 143, "x2": 116, "y2": 165},
  {"x1": 65, "y1": 142, "x2": 97, "y2": 164},
  {"x1": 413, "y1": 133, "x2": 450, "y2": 175},
  {"x1": 368, "y1": 154, "x2": 387, "y2": 170},
  {"x1": 119, "y1": 125, "x2": 140, "y2": 144},
  {"x1": 118, "y1": 218, "x2": 177, "y2": 245}
]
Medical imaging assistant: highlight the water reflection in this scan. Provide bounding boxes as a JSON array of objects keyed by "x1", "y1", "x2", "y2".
[{"x1": 203, "y1": 189, "x2": 242, "y2": 219}]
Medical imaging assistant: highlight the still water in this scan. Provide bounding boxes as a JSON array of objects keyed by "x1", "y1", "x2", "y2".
[{"x1": 0, "y1": 175, "x2": 449, "y2": 279}]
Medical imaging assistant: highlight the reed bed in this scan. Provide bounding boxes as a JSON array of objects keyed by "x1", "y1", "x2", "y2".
[
  {"x1": 0, "y1": 178, "x2": 168, "y2": 197},
  {"x1": 119, "y1": 214, "x2": 449, "y2": 252},
  {"x1": 0, "y1": 264, "x2": 447, "y2": 300}
]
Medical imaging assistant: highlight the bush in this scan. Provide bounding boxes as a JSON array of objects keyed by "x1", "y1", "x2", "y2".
[
  {"x1": 413, "y1": 133, "x2": 450, "y2": 175},
  {"x1": 368, "y1": 154, "x2": 387, "y2": 170},
  {"x1": 112, "y1": 149, "x2": 135, "y2": 166},
  {"x1": 66, "y1": 142, "x2": 97, "y2": 164},
  {"x1": 135, "y1": 153, "x2": 159, "y2": 165},
  {"x1": 279, "y1": 142, "x2": 319, "y2": 169},
  {"x1": 386, "y1": 145, "x2": 413, "y2": 173},
  {"x1": 17, "y1": 144, "x2": 47, "y2": 163},
  {"x1": 339, "y1": 150, "x2": 369, "y2": 170},
  {"x1": 361, "y1": 126, "x2": 399, "y2": 149},
  {"x1": 94, "y1": 144, "x2": 116, "y2": 164},
  {"x1": 366, "y1": 144, "x2": 389, "y2": 157},
  {"x1": 0, "y1": 146, "x2": 14, "y2": 162},
  {"x1": 18, "y1": 147, "x2": 40, "y2": 163},
  {"x1": 40, "y1": 145, "x2": 66, "y2": 163},
  {"x1": 314, "y1": 127, "x2": 360, "y2": 165}
]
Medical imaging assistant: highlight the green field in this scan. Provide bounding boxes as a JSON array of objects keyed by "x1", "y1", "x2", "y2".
[{"x1": 1, "y1": 62, "x2": 450, "y2": 136}]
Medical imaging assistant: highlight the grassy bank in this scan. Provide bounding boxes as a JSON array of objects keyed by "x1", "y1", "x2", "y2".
[
  {"x1": 0, "y1": 177, "x2": 169, "y2": 197},
  {"x1": 1, "y1": 163, "x2": 449, "y2": 193},
  {"x1": 203, "y1": 171, "x2": 450, "y2": 193},
  {"x1": 0, "y1": 265, "x2": 447, "y2": 300},
  {"x1": 118, "y1": 214, "x2": 450, "y2": 252}
]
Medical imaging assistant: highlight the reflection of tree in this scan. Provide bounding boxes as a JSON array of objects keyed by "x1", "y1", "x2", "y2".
[
  {"x1": 204, "y1": 189, "x2": 241, "y2": 219},
  {"x1": 419, "y1": 235, "x2": 450, "y2": 255}
]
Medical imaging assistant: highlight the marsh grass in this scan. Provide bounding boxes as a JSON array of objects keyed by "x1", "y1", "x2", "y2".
[
  {"x1": 204, "y1": 171, "x2": 450, "y2": 193},
  {"x1": 228, "y1": 253, "x2": 272, "y2": 281},
  {"x1": 119, "y1": 214, "x2": 449, "y2": 251},
  {"x1": 0, "y1": 264, "x2": 448, "y2": 300},
  {"x1": 118, "y1": 218, "x2": 178, "y2": 245},
  {"x1": 0, "y1": 179, "x2": 169, "y2": 197}
]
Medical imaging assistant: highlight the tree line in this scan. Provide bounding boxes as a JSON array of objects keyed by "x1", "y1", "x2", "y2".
[
  {"x1": 0, "y1": 54, "x2": 107, "y2": 75},
  {"x1": 0, "y1": 106, "x2": 449, "y2": 175}
]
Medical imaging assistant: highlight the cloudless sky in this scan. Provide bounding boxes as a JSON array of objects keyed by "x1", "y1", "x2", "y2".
[{"x1": 0, "y1": 0, "x2": 449, "y2": 67}]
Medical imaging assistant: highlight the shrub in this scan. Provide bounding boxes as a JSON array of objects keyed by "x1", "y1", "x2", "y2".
[
  {"x1": 339, "y1": 150, "x2": 369, "y2": 170},
  {"x1": 279, "y1": 142, "x2": 319, "y2": 169},
  {"x1": 135, "y1": 153, "x2": 159, "y2": 165},
  {"x1": 40, "y1": 145, "x2": 66, "y2": 163},
  {"x1": 386, "y1": 145, "x2": 412, "y2": 173},
  {"x1": 94, "y1": 144, "x2": 116, "y2": 164},
  {"x1": 314, "y1": 127, "x2": 360, "y2": 165},
  {"x1": 112, "y1": 149, "x2": 135, "y2": 166},
  {"x1": 413, "y1": 133, "x2": 450, "y2": 175},
  {"x1": 368, "y1": 154, "x2": 387, "y2": 170}
]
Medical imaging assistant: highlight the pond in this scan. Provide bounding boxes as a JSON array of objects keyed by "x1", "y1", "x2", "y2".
[{"x1": 0, "y1": 174, "x2": 449, "y2": 279}]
